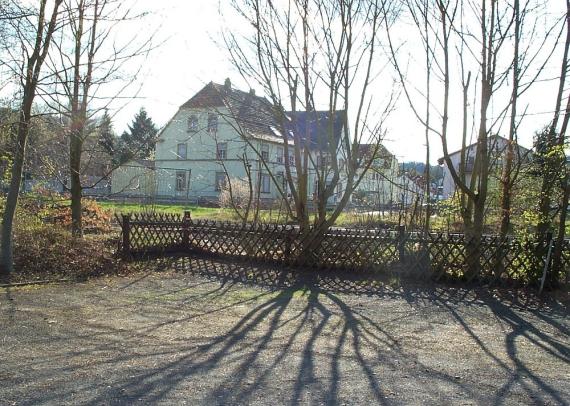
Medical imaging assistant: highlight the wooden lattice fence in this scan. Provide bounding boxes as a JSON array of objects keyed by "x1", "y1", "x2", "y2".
[{"x1": 117, "y1": 212, "x2": 570, "y2": 283}]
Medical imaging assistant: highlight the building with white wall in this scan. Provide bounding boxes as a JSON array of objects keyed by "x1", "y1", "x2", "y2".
[
  {"x1": 112, "y1": 79, "x2": 348, "y2": 205},
  {"x1": 438, "y1": 135, "x2": 531, "y2": 199}
]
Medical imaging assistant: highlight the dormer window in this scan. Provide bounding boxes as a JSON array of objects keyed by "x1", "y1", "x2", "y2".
[
  {"x1": 208, "y1": 113, "x2": 218, "y2": 133},
  {"x1": 188, "y1": 115, "x2": 198, "y2": 132}
]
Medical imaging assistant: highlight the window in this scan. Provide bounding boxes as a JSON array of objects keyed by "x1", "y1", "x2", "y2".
[
  {"x1": 208, "y1": 113, "x2": 218, "y2": 132},
  {"x1": 276, "y1": 146, "x2": 284, "y2": 163},
  {"x1": 176, "y1": 171, "x2": 187, "y2": 192},
  {"x1": 177, "y1": 143, "x2": 187, "y2": 160},
  {"x1": 336, "y1": 182, "x2": 343, "y2": 199},
  {"x1": 261, "y1": 144, "x2": 269, "y2": 161},
  {"x1": 188, "y1": 115, "x2": 198, "y2": 132},
  {"x1": 216, "y1": 142, "x2": 227, "y2": 159},
  {"x1": 317, "y1": 154, "x2": 329, "y2": 169},
  {"x1": 215, "y1": 172, "x2": 226, "y2": 191},
  {"x1": 289, "y1": 153, "x2": 295, "y2": 166},
  {"x1": 277, "y1": 171, "x2": 287, "y2": 190},
  {"x1": 260, "y1": 173, "x2": 270, "y2": 193},
  {"x1": 314, "y1": 179, "x2": 322, "y2": 197}
]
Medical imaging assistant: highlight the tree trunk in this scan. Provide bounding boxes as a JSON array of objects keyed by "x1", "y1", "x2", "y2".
[
  {"x1": 70, "y1": 130, "x2": 83, "y2": 237},
  {"x1": 0, "y1": 0, "x2": 62, "y2": 276},
  {"x1": 551, "y1": 176, "x2": 569, "y2": 287},
  {"x1": 1, "y1": 116, "x2": 30, "y2": 275},
  {"x1": 500, "y1": 0, "x2": 519, "y2": 239}
]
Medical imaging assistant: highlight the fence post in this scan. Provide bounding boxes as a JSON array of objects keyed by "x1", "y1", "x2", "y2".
[
  {"x1": 122, "y1": 214, "x2": 131, "y2": 259},
  {"x1": 182, "y1": 210, "x2": 191, "y2": 251},
  {"x1": 284, "y1": 226, "x2": 293, "y2": 262},
  {"x1": 539, "y1": 231, "x2": 554, "y2": 295},
  {"x1": 398, "y1": 225, "x2": 406, "y2": 262}
]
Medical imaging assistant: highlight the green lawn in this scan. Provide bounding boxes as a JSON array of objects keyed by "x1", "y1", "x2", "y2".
[
  {"x1": 98, "y1": 201, "x2": 304, "y2": 223},
  {"x1": 97, "y1": 201, "x2": 570, "y2": 235},
  {"x1": 98, "y1": 201, "x2": 240, "y2": 221},
  {"x1": 97, "y1": 200, "x2": 404, "y2": 227}
]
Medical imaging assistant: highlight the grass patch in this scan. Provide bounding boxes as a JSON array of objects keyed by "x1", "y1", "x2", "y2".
[
  {"x1": 98, "y1": 201, "x2": 395, "y2": 226},
  {"x1": 99, "y1": 201, "x2": 239, "y2": 221}
]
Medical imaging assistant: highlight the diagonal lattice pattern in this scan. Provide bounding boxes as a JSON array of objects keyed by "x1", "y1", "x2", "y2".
[{"x1": 118, "y1": 213, "x2": 569, "y2": 283}]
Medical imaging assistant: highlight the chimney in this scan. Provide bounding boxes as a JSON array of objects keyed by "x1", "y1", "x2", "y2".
[
  {"x1": 249, "y1": 88, "x2": 256, "y2": 96},
  {"x1": 224, "y1": 77, "x2": 231, "y2": 91}
]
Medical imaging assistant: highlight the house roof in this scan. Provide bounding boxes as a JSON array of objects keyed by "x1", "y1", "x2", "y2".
[
  {"x1": 285, "y1": 110, "x2": 346, "y2": 151},
  {"x1": 181, "y1": 81, "x2": 279, "y2": 140},
  {"x1": 180, "y1": 80, "x2": 346, "y2": 150}
]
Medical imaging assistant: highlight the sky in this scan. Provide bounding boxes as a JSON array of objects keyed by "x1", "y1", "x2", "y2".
[{"x1": 87, "y1": 1, "x2": 567, "y2": 164}]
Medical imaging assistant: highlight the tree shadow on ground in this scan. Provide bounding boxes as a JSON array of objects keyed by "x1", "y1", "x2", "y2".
[
  {"x1": 131, "y1": 253, "x2": 568, "y2": 317},
  {"x1": 8, "y1": 254, "x2": 569, "y2": 405},
  {"x1": 70, "y1": 256, "x2": 471, "y2": 405}
]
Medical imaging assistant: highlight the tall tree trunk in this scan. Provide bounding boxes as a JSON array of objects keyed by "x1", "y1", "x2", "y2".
[
  {"x1": 499, "y1": 0, "x2": 520, "y2": 238},
  {"x1": 550, "y1": 29, "x2": 570, "y2": 286},
  {"x1": 0, "y1": 0, "x2": 62, "y2": 275},
  {"x1": 465, "y1": 0, "x2": 495, "y2": 280},
  {"x1": 423, "y1": 0, "x2": 431, "y2": 234},
  {"x1": 70, "y1": 130, "x2": 83, "y2": 237},
  {"x1": 1, "y1": 115, "x2": 30, "y2": 275}
]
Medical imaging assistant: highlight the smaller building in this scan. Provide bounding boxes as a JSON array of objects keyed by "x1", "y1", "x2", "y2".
[
  {"x1": 438, "y1": 135, "x2": 531, "y2": 199},
  {"x1": 353, "y1": 144, "x2": 401, "y2": 208}
]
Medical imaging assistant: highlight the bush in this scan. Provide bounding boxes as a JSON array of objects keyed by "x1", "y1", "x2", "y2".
[
  {"x1": 50, "y1": 199, "x2": 113, "y2": 233},
  {"x1": 0, "y1": 197, "x2": 121, "y2": 282},
  {"x1": 13, "y1": 223, "x2": 119, "y2": 282},
  {"x1": 218, "y1": 177, "x2": 253, "y2": 210}
]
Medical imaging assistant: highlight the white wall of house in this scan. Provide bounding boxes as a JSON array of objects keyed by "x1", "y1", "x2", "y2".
[
  {"x1": 440, "y1": 137, "x2": 518, "y2": 199},
  {"x1": 151, "y1": 106, "x2": 305, "y2": 203},
  {"x1": 113, "y1": 87, "x2": 350, "y2": 206},
  {"x1": 352, "y1": 151, "x2": 403, "y2": 207}
]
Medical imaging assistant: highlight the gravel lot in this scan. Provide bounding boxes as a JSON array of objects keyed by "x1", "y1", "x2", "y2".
[{"x1": 1, "y1": 256, "x2": 569, "y2": 405}]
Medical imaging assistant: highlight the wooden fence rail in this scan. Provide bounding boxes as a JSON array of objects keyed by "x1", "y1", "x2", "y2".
[{"x1": 117, "y1": 212, "x2": 570, "y2": 283}]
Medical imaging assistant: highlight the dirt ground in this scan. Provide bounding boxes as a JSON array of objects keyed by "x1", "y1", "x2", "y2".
[{"x1": 1, "y1": 255, "x2": 568, "y2": 405}]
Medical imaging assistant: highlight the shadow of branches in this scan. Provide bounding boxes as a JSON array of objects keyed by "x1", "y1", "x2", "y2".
[{"x1": 3, "y1": 254, "x2": 568, "y2": 405}]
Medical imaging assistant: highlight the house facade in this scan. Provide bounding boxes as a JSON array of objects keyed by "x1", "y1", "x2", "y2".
[
  {"x1": 353, "y1": 144, "x2": 401, "y2": 208},
  {"x1": 439, "y1": 135, "x2": 531, "y2": 199},
  {"x1": 112, "y1": 79, "x2": 401, "y2": 207}
]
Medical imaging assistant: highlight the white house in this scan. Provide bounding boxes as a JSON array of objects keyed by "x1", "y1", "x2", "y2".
[
  {"x1": 438, "y1": 135, "x2": 531, "y2": 199},
  {"x1": 112, "y1": 79, "x2": 350, "y2": 205},
  {"x1": 353, "y1": 144, "x2": 401, "y2": 208}
]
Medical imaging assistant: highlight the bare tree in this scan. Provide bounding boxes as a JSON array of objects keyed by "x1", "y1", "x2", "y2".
[
  {"x1": 44, "y1": 0, "x2": 154, "y2": 236},
  {"x1": 225, "y1": 0, "x2": 395, "y2": 260},
  {"x1": 218, "y1": 152, "x2": 257, "y2": 225},
  {"x1": 0, "y1": 0, "x2": 63, "y2": 275},
  {"x1": 385, "y1": 0, "x2": 562, "y2": 278}
]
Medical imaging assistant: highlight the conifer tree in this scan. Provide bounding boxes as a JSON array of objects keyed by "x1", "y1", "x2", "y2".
[{"x1": 120, "y1": 108, "x2": 158, "y2": 161}]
